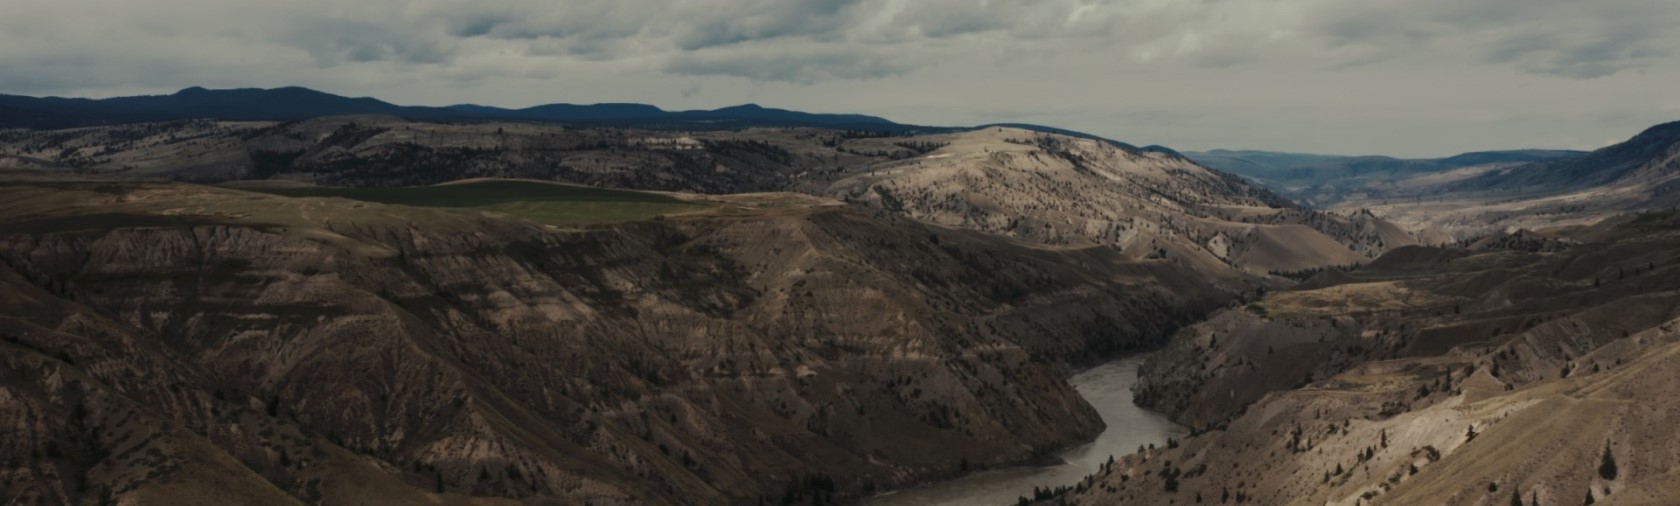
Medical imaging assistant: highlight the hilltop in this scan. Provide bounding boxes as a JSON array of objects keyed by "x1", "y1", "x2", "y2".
[{"x1": 0, "y1": 116, "x2": 1413, "y2": 277}]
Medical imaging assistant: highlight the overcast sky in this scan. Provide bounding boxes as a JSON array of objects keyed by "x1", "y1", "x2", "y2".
[{"x1": 4, "y1": 0, "x2": 1679, "y2": 157}]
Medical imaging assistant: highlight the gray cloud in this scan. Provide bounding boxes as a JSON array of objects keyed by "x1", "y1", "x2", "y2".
[
  {"x1": 1, "y1": 0, "x2": 1678, "y2": 156},
  {"x1": 1307, "y1": 0, "x2": 1678, "y2": 79},
  {"x1": 285, "y1": 18, "x2": 455, "y2": 65},
  {"x1": 666, "y1": 45, "x2": 916, "y2": 84}
]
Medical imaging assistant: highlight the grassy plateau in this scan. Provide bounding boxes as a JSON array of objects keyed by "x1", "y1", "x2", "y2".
[{"x1": 236, "y1": 180, "x2": 709, "y2": 224}]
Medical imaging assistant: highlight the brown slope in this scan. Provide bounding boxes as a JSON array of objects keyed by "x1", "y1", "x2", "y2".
[
  {"x1": 1070, "y1": 319, "x2": 1680, "y2": 506},
  {"x1": 0, "y1": 178, "x2": 1228, "y2": 505},
  {"x1": 1059, "y1": 216, "x2": 1680, "y2": 505},
  {"x1": 1136, "y1": 220, "x2": 1680, "y2": 430}
]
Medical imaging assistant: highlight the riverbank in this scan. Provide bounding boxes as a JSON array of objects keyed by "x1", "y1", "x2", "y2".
[{"x1": 863, "y1": 357, "x2": 1188, "y2": 506}]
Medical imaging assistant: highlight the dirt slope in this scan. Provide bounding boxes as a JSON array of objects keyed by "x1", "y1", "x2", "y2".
[
  {"x1": 1053, "y1": 215, "x2": 1680, "y2": 505},
  {"x1": 0, "y1": 177, "x2": 1228, "y2": 505}
]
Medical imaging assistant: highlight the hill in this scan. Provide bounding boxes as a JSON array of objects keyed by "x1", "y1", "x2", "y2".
[
  {"x1": 0, "y1": 174, "x2": 1231, "y2": 505},
  {"x1": 0, "y1": 117, "x2": 1415, "y2": 277},
  {"x1": 1330, "y1": 120, "x2": 1680, "y2": 239},
  {"x1": 1065, "y1": 212, "x2": 1680, "y2": 505}
]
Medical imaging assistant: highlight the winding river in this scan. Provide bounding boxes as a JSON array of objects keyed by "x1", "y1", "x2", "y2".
[{"x1": 864, "y1": 357, "x2": 1187, "y2": 506}]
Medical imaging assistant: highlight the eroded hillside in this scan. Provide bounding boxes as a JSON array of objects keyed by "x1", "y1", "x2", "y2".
[
  {"x1": 1056, "y1": 212, "x2": 1680, "y2": 505},
  {"x1": 0, "y1": 176, "x2": 1227, "y2": 505},
  {"x1": 0, "y1": 118, "x2": 1414, "y2": 275}
]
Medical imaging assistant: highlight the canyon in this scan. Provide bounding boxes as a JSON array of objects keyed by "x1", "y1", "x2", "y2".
[{"x1": 2, "y1": 88, "x2": 1679, "y2": 505}]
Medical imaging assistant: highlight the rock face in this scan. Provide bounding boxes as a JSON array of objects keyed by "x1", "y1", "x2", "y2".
[
  {"x1": 0, "y1": 118, "x2": 1413, "y2": 275},
  {"x1": 1069, "y1": 215, "x2": 1680, "y2": 505},
  {"x1": 0, "y1": 181, "x2": 1226, "y2": 505}
]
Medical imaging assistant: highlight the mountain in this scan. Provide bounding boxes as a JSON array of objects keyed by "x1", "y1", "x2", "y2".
[
  {"x1": 1066, "y1": 212, "x2": 1680, "y2": 505},
  {"x1": 1184, "y1": 148, "x2": 1584, "y2": 206},
  {"x1": 0, "y1": 176, "x2": 1231, "y2": 505},
  {"x1": 1187, "y1": 149, "x2": 1582, "y2": 181},
  {"x1": 1, "y1": 86, "x2": 1273, "y2": 149},
  {"x1": 819, "y1": 127, "x2": 1413, "y2": 276},
  {"x1": 0, "y1": 86, "x2": 449, "y2": 128},
  {"x1": 1329, "y1": 119, "x2": 1680, "y2": 239},
  {"x1": 0, "y1": 107, "x2": 1434, "y2": 504},
  {"x1": 0, "y1": 116, "x2": 1414, "y2": 276},
  {"x1": 0, "y1": 86, "x2": 907, "y2": 131},
  {"x1": 7, "y1": 93, "x2": 1680, "y2": 506},
  {"x1": 1448, "y1": 120, "x2": 1680, "y2": 195}
]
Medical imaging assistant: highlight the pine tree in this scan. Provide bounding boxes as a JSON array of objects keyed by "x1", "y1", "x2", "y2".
[{"x1": 1599, "y1": 443, "x2": 1618, "y2": 480}]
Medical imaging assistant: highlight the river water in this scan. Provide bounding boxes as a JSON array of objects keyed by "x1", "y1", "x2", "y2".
[{"x1": 864, "y1": 357, "x2": 1187, "y2": 506}]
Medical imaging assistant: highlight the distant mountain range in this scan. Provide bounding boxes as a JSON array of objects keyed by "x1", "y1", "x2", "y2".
[
  {"x1": 0, "y1": 86, "x2": 909, "y2": 131},
  {"x1": 0, "y1": 86, "x2": 1199, "y2": 160},
  {"x1": 1218, "y1": 118, "x2": 1680, "y2": 240},
  {"x1": 1184, "y1": 148, "x2": 1584, "y2": 185},
  {"x1": 1183, "y1": 148, "x2": 1586, "y2": 206},
  {"x1": 1447, "y1": 119, "x2": 1680, "y2": 195}
]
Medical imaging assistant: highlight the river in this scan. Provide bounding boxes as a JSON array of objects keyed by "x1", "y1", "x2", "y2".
[{"x1": 863, "y1": 357, "x2": 1187, "y2": 506}]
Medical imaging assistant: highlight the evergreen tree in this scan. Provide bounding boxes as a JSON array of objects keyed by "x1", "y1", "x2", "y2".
[{"x1": 1599, "y1": 443, "x2": 1618, "y2": 480}]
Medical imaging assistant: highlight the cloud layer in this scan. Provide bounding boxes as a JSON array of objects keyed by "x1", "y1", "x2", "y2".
[{"x1": 2, "y1": 0, "x2": 1678, "y2": 155}]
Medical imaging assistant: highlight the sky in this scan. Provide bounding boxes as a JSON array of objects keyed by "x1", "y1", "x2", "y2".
[{"x1": 3, "y1": 0, "x2": 1679, "y2": 157}]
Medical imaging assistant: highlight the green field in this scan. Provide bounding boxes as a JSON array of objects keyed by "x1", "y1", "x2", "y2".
[
  {"x1": 239, "y1": 180, "x2": 709, "y2": 224},
  {"x1": 1618, "y1": 209, "x2": 1680, "y2": 233}
]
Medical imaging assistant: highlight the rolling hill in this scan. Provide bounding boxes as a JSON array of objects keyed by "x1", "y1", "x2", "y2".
[{"x1": 0, "y1": 116, "x2": 1415, "y2": 278}]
